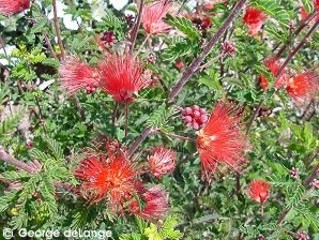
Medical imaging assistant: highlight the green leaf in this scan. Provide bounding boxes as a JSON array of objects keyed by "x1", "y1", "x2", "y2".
[
  {"x1": 146, "y1": 104, "x2": 177, "y2": 129},
  {"x1": 251, "y1": 0, "x2": 290, "y2": 25},
  {"x1": 0, "y1": 190, "x2": 21, "y2": 213},
  {"x1": 1, "y1": 171, "x2": 30, "y2": 181},
  {"x1": 29, "y1": 148, "x2": 50, "y2": 162},
  {"x1": 0, "y1": 111, "x2": 24, "y2": 138},
  {"x1": 0, "y1": 83, "x2": 10, "y2": 105},
  {"x1": 44, "y1": 137, "x2": 64, "y2": 160},
  {"x1": 301, "y1": 0, "x2": 314, "y2": 13},
  {"x1": 166, "y1": 15, "x2": 201, "y2": 41},
  {"x1": 161, "y1": 39, "x2": 195, "y2": 62}
]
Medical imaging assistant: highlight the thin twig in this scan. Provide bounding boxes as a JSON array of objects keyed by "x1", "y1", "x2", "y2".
[
  {"x1": 275, "y1": 10, "x2": 319, "y2": 58},
  {"x1": 158, "y1": 130, "x2": 195, "y2": 142},
  {"x1": 275, "y1": 19, "x2": 319, "y2": 80},
  {"x1": 42, "y1": 33, "x2": 58, "y2": 60},
  {"x1": 126, "y1": 127, "x2": 155, "y2": 158},
  {"x1": 72, "y1": 95, "x2": 85, "y2": 121},
  {"x1": 168, "y1": 0, "x2": 247, "y2": 102},
  {"x1": 135, "y1": 34, "x2": 150, "y2": 58},
  {"x1": 52, "y1": 0, "x2": 65, "y2": 59},
  {"x1": 130, "y1": 0, "x2": 145, "y2": 53},
  {"x1": 246, "y1": 101, "x2": 263, "y2": 134},
  {"x1": 112, "y1": 102, "x2": 119, "y2": 125},
  {"x1": 124, "y1": 104, "x2": 129, "y2": 138},
  {"x1": 0, "y1": 146, "x2": 37, "y2": 173}
]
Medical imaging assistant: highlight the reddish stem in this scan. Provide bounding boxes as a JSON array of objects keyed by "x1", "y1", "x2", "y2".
[
  {"x1": 130, "y1": 0, "x2": 145, "y2": 53},
  {"x1": 126, "y1": 127, "x2": 156, "y2": 158},
  {"x1": 0, "y1": 147, "x2": 37, "y2": 173}
]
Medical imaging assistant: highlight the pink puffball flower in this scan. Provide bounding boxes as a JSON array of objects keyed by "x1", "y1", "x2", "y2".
[
  {"x1": 148, "y1": 147, "x2": 176, "y2": 178},
  {"x1": 0, "y1": 0, "x2": 30, "y2": 15},
  {"x1": 129, "y1": 185, "x2": 169, "y2": 221},
  {"x1": 141, "y1": 0, "x2": 171, "y2": 35},
  {"x1": 59, "y1": 58, "x2": 100, "y2": 95}
]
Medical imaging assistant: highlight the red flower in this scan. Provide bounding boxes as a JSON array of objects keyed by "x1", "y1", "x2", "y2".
[
  {"x1": 59, "y1": 58, "x2": 100, "y2": 94},
  {"x1": 196, "y1": 102, "x2": 248, "y2": 180},
  {"x1": 243, "y1": 7, "x2": 267, "y2": 36},
  {"x1": 259, "y1": 57, "x2": 289, "y2": 91},
  {"x1": 247, "y1": 180, "x2": 271, "y2": 203},
  {"x1": 141, "y1": 0, "x2": 171, "y2": 35},
  {"x1": 148, "y1": 147, "x2": 176, "y2": 178},
  {"x1": 286, "y1": 71, "x2": 319, "y2": 106},
  {"x1": 0, "y1": 0, "x2": 30, "y2": 15},
  {"x1": 98, "y1": 53, "x2": 151, "y2": 103},
  {"x1": 129, "y1": 185, "x2": 169, "y2": 221},
  {"x1": 75, "y1": 145, "x2": 138, "y2": 212}
]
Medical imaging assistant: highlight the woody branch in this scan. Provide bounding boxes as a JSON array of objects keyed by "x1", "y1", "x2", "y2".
[{"x1": 168, "y1": 0, "x2": 247, "y2": 102}]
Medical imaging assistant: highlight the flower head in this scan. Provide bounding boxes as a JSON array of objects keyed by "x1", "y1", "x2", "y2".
[
  {"x1": 196, "y1": 102, "x2": 248, "y2": 180},
  {"x1": 259, "y1": 57, "x2": 289, "y2": 91},
  {"x1": 148, "y1": 147, "x2": 176, "y2": 178},
  {"x1": 243, "y1": 7, "x2": 267, "y2": 36},
  {"x1": 98, "y1": 53, "x2": 151, "y2": 103},
  {"x1": 297, "y1": 231, "x2": 310, "y2": 240},
  {"x1": 75, "y1": 144, "x2": 138, "y2": 212},
  {"x1": 0, "y1": 0, "x2": 30, "y2": 15},
  {"x1": 286, "y1": 71, "x2": 319, "y2": 106},
  {"x1": 100, "y1": 31, "x2": 116, "y2": 46},
  {"x1": 59, "y1": 58, "x2": 100, "y2": 94},
  {"x1": 221, "y1": 41, "x2": 236, "y2": 57},
  {"x1": 141, "y1": 0, "x2": 171, "y2": 35},
  {"x1": 247, "y1": 180, "x2": 271, "y2": 203},
  {"x1": 129, "y1": 185, "x2": 169, "y2": 221}
]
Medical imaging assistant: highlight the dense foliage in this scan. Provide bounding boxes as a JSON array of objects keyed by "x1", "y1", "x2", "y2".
[{"x1": 0, "y1": 0, "x2": 318, "y2": 239}]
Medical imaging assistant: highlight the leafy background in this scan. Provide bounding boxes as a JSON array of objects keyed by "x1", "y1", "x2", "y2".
[{"x1": 0, "y1": 0, "x2": 318, "y2": 239}]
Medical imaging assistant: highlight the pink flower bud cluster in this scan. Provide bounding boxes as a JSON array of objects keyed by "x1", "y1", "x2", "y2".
[{"x1": 182, "y1": 105, "x2": 208, "y2": 130}]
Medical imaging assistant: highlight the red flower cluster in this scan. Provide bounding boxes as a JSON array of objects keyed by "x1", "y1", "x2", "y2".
[
  {"x1": 0, "y1": 0, "x2": 30, "y2": 15},
  {"x1": 59, "y1": 53, "x2": 151, "y2": 103},
  {"x1": 259, "y1": 57, "x2": 289, "y2": 91},
  {"x1": 129, "y1": 185, "x2": 169, "y2": 221},
  {"x1": 75, "y1": 141, "x2": 169, "y2": 220},
  {"x1": 286, "y1": 71, "x2": 319, "y2": 106},
  {"x1": 196, "y1": 102, "x2": 248, "y2": 180},
  {"x1": 148, "y1": 147, "x2": 176, "y2": 178},
  {"x1": 247, "y1": 180, "x2": 271, "y2": 203},
  {"x1": 75, "y1": 148, "x2": 137, "y2": 210},
  {"x1": 182, "y1": 105, "x2": 208, "y2": 130},
  {"x1": 141, "y1": 0, "x2": 171, "y2": 35},
  {"x1": 243, "y1": 7, "x2": 267, "y2": 36}
]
